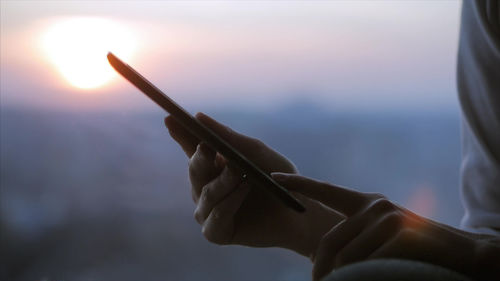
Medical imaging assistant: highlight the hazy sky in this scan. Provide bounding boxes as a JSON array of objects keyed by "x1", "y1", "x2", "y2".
[{"x1": 1, "y1": 1, "x2": 462, "y2": 112}]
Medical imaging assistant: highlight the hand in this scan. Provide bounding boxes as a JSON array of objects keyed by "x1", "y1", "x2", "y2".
[
  {"x1": 165, "y1": 113, "x2": 343, "y2": 257},
  {"x1": 272, "y1": 173, "x2": 500, "y2": 281}
]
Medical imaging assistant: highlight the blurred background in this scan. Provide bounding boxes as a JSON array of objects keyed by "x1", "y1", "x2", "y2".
[{"x1": 1, "y1": 1, "x2": 463, "y2": 280}]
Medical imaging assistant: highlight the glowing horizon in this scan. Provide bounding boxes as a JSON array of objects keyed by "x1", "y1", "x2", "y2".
[{"x1": 0, "y1": 1, "x2": 461, "y2": 111}]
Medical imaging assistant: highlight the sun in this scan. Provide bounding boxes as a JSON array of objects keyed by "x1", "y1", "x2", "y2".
[{"x1": 41, "y1": 17, "x2": 136, "y2": 90}]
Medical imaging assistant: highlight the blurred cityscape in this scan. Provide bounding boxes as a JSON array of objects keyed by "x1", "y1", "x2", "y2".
[{"x1": 1, "y1": 101, "x2": 462, "y2": 281}]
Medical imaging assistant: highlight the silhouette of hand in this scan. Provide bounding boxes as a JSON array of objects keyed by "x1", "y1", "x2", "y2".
[
  {"x1": 165, "y1": 113, "x2": 342, "y2": 256},
  {"x1": 272, "y1": 173, "x2": 500, "y2": 281}
]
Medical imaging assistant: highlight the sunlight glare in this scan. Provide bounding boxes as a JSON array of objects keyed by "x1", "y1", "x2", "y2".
[{"x1": 42, "y1": 17, "x2": 136, "y2": 89}]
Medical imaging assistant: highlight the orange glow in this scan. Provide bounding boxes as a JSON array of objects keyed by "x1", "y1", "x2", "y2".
[
  {"x1": 41, "y1": 17, "x2": 136, "y2": 90},
  {"x1": 406, "y1": 184, "x2": 436, "y2": 218}
]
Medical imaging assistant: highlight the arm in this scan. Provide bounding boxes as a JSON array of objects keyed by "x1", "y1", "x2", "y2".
[
  {"x1": 165, "y1": 113, "x2": 500, "y2": 280},
  {"x1": 458, "y1": 0, "x2": 500, "y2": 235}
]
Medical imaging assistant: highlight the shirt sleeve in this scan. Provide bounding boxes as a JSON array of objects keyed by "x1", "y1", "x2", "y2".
[{"x1": 458, "y1": 0, "x2": 500, "y2": 235}]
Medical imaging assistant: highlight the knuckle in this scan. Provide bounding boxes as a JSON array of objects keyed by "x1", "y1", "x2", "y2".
[
  {"x1": 188, "y1": 158, "x2": 200, "y2": 178},
  {"x1": 368, "y1": 198, "x2": 396, "y2": 214},
  {"x1": 363, "y1": 192, "x2": 386, "y2": 204},
  {"x1": 368, "y1": 192, "x2": 386, "y2": 201},
  {"x1": 211, "y1": 205, "x2": 223, "y2": 220},
  {"x1": 200, "y1": 186, "x2": 213, "y2": 204},
  {"x1": 193, "y1": 208, "x2": 203, "y2": 224}
]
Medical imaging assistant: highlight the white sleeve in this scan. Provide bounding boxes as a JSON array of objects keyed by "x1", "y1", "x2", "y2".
[{"x1": 458, "y1": 0, "x2": 500, "y2": 235}]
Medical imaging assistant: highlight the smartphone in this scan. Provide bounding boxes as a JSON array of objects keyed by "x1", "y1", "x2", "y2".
[{"x1": 107, "y1": 52, "x2": 305, "y2": 212}]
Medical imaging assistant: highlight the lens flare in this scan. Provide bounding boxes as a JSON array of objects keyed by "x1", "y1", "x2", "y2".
[{"x1": 407, "y1": 184, "x2": 436, "y2": 218}]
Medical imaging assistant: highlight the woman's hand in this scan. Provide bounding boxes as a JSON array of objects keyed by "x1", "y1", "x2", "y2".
[
  {"x1": 165, "y1": 113, "x2": 343, "y2": 257},
  {"x1": 272, "y1": 173, "x2": 500, "y2": 281}
]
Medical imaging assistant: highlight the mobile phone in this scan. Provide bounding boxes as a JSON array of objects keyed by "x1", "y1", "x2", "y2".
[{"x1": 107, "y1": 52, "x2": 305, "y2": 213}]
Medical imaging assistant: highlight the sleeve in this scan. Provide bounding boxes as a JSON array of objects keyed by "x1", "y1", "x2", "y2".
[{"x1": 457, "y1": 0, "x2": 500, "y2": 235}]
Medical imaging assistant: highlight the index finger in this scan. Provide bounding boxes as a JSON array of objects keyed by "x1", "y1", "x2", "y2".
[
  {"x1": 165, "y1": 115, "x2": 199, "y2": 157},
  {"x1": 271, "y1": 173, "x2": 369, "y2": 216}
]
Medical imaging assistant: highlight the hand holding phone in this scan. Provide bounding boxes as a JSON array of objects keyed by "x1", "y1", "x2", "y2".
[
  {"x1": 107, "y1": 52, "x2": 305, "y2": 212},
  {"x1": 106, "y1": 53, "x2": 350, "y2": 258}
]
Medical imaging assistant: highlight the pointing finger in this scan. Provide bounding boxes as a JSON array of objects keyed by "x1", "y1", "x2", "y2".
[{"x1": 272, "y1": 173, "x2": 369, "y2": 216}]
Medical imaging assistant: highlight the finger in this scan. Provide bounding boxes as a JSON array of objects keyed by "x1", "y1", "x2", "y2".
[
  {"x1": 189, "y1": 143, "x2": 220, "y2": 200},
  {"x1": 368, "y1": 231, "x2": 415, "y2": 260},
  {"x1": 200, "y1": 182, "x2": 251, "y2": 245},
  {"x1": 313, "y1": 197, "x2": 403, "y2": 278},
  {"x1": 196, "y1": 112, "x2": 296, "y2": 173},
  {"x1": 196, "y1": 112, "x2": 264, "y2": 153},
  {"x1": 165, "y1": 115, "x2": 199, "y2": 157},
  {"x1": 272, "y1": 173, "x2": 368, "y2": 216},
  {"x1": 194, "y1": 165, "x2": 242, "y2": 224},
  {"x1": 312, "y1": 216, "x2": 366, "y2": 281},
  {"x1": 331, "y1": 212, "x2": 402, "y2": 267},
  {"x1": 368, "y1": 225, "x2": 435, "y2": 261}
]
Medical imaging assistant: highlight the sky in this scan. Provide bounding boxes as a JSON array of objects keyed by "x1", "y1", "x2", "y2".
[{"x1": 1, "y1": 1, "x2": 462, "y2": 113}]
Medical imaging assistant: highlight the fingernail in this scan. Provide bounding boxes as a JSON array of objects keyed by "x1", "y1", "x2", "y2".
[
  {"x1": 214, "y1": 153, "x2": 226, "y2": 170},
  {"x1": 271, "y1": 172, "x2": 288, "y2": 181}
]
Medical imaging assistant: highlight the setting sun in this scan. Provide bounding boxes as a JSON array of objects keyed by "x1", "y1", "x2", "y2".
[{"x1": 41, "y1": 17, "x2": 136, "y2": 89}]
